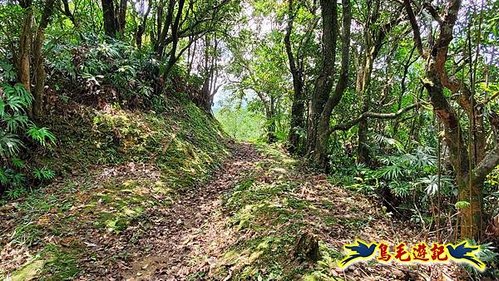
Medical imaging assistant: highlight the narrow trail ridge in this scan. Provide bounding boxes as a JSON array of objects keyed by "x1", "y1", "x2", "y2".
[{"x1": 2, "y1": 142, "x2": 466, "y2": 280}]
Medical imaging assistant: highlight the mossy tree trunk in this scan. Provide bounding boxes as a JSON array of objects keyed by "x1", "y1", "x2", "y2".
[
  {"x1": 32, "y1": 0, "x2": 56, "y2": 118},
  {"x1": 18, "y1": 5, "x2": 32, "y2": 108}
]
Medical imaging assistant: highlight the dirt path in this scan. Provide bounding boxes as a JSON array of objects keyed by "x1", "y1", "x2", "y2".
[
  {"x1": 108, "y1": 143, "x2": 261, "y2": 280},
  {"x1": 2, "y1": 142, "x2": 470, "y2": 280}
]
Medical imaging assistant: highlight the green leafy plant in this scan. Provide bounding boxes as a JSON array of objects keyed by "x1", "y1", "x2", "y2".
[
  {"x1": 0, "y1": 83, "x2": 56, "y2": 196},
  {"x1": 33, "y1": 167, "x2": 56, "y2": 181}
]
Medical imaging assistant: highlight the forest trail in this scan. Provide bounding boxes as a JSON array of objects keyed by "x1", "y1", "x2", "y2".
[
  {"x1": 2, "y1": 142, "x2": 465, "y2": 280},
  {"x1": 79, "y1": 142, "x2": 455, "y2": 280},
  {"x1": 115, "y1": 143, "x2": 261, "y2": 280}
]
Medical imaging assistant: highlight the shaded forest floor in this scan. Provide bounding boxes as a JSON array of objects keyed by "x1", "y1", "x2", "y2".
[{"x1": 1, "y1": 141, "x2": 473, "y2": 280}]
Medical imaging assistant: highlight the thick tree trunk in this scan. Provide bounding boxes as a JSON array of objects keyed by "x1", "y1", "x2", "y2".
[
  {"x1": 32, "y1": 0, "x2": 55, "y2": 118},
  {"x1": 308, "y1": 0, "x2": 351, "y2": 170},
  {"x1": 356, "y1": 54, "x2": 374, "y2": 165},
  {"x1": 306, "y1": 0, "x2": 338, "y2": 160}
]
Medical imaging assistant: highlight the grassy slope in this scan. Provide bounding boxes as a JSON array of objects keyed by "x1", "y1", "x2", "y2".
[{"x1": 0, "y1": 97, "x2": 230, "y2": 280}]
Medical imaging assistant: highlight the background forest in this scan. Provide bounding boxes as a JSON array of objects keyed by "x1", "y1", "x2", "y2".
[{"x1": 0, "y1": 0, "x2": 499, "y2": 279}]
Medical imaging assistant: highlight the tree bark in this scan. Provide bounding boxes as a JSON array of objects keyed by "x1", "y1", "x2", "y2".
[
  {"x1": 285, "y1": 0, "x2": 306, "y2": 155},
  {"x1": 355, "y1": 3, "x2": 401, "y2": 165},
  {"x1": 306, "y1": 0, "x2": 338, "y2": 158},
  {"x1": 308, "y1": 0, "x2": 351, "y2": 170},
  {"x1": 404, "y1": 0, "x2": 499, "y2": 239},
  {"x1": 266, "y1": 97, "x2": 277, "y2": 144},
  {"x1": 32, "y1": 0, "x2": 56, "y2": 118},
  {"x1": 101, "y1": 0, "x2": 117, "y2": 37},
  {"x1": 116, "y1": 0, "x2": 128, "y2": 35},
  {"x1": 164, "y1": 0, "x2": 186, "y2": 75},
  {"x1": 18, "y1": 7, "x2": 33, "y2": 101}
]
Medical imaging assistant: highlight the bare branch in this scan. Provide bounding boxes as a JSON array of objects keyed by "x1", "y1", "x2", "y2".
[
  {"x1": 403, "y1": 0, "x2": 425, "y2": 58},
  {"x1": 328, "y1": 103, "x2": 422, "y2": 133}
]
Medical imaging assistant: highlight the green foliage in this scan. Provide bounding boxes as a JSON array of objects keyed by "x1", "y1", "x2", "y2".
[
  {"x1": 215, "y1": 106, "x2": 265, "y2": 142},
  {"x1": 33, "y1": 167, "x2": 56, "y2": 181},
  {"x1": 46, "y1": 38, "x2": 157, "y2": 108},
  {"x1": 455, "y1": 201, "x2": 471, "y2": 210},
  {"x1": 27, "y1": 126, "x2": 56, "y2": 147},
  {"x1": 344, "y1": 137, "x2": 457, "y2": 226},
  {"x1": 0, "y1": 83, "x2": 56, "y2": 196}
]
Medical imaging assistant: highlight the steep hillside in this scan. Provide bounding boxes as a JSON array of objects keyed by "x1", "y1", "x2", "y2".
[{"x1": 0, "y1": 97, "x2": 230, "y2": 280}]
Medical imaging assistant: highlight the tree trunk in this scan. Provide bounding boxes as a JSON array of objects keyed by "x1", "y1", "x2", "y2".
[
  {"x1": 356, "y1": 53, "x2": 374, "y2": 166},
  {"x1": 135, "y1": 1, "x2": 151, "y2": 49},
  {"x1": 116, "y1": 0, "x2": 127, "y2": 35},
  {"x1": 288, "y1": 88, "x2": 305, "y2": 153},
  {"x1": 306, "y1": 0, "x2": 338, "y2": 160},
  {"x1": 308, "y1": 0, "x2": 351, "y2": 170},
  {"x1": 285, "y1": 0, "x2": 305, "y2": 155},
  {"x1": 32, "y1": 29, "x2": 46, "y2": 117},
  {"x1": 457, "y1": 178, "x2": 483, "y2": 239},
  {"x1": 357, "y1": 117, "x2": 370, "y2": 164},
  {"x1": 266, "y1": 97, "x2": 277, "y2": 144},
  {"x1": 164, "y1": 0, "x2": 186, "y2": 75},
  {"x1": 32, "y1": 0, "x2": 55, "y2": 118},
  {"x1": 18, "y1": 7, "x2": 33, "y2": 100},
  {"x1": 101, "y1": 0, "x2": 117, "y2": 37}
]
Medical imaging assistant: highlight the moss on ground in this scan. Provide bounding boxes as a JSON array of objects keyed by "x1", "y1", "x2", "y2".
[
  {"x1": 199, "y1": 144, "x2": 418, "y2": 280},
  {"x1": 0, "y1": 96, "x2": 230, "y2": 279}
]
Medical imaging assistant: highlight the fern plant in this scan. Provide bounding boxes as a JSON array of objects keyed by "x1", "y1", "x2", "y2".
[
  {"x1": 355, "y1": 133, "x2": 457, "y2": 228},
  {"x1": 0, "y1": 83, "x2": 56, "y2": 197}
]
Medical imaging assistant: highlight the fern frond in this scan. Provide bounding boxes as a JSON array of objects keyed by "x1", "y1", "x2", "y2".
[{"x1": 27, "y1": 126, "x2": 56, "y2": 146}]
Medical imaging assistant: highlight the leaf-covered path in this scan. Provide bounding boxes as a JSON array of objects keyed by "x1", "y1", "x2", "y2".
[
  {"x1": 2, "y1": 142, "x2": 466, "y2": 280},
  {"x1": 115, "y1": 143, "x2": 261, "y2": 280},
  {"x1": 99, "y1": 143, "x2": 462, "y2": 280}
]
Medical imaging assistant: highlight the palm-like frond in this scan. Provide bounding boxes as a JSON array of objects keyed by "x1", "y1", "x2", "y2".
[
  {"x1": 0, "y1": 131, "x2": 23, "y2": 158},
  {"x1": 27, "y1": 126, "x2": 57, "y2": 146}
]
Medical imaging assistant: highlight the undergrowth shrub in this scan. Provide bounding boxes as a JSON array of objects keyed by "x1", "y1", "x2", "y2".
[
  {"x1": 338, "y1": 134, "x2": 457, "y2": 229},
  {"x1": 0, "y1": 84, "x2": 56, "y2": 198},
  {"x1": 46, "y1": 37, "x2": 157, "y2": 109},
  {"x1": 45, "y1": 37, "x2": 208, "y2": 111}
]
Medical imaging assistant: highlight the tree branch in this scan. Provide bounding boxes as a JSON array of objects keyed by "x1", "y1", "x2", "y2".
[
  {"x1": 473, "y1": 143, "x2": 499, "y2": 184},
  {"x1": 328, "y1": 103, "x2": 422, "y2": 133},
  {"x1": 423, "y1": 2, "x2": 443, "y2": 24},
  {"x1": 403, "y1": 0, "x2": 425, "y2": 58}
]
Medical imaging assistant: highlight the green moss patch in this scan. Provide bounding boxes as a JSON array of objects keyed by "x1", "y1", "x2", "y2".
[
  {"x1": 200, "y1": 145, "x2": 419, "y2": 280},
  {"x1": 0, "y1": 96, "x2": 230, "y2": 279}
]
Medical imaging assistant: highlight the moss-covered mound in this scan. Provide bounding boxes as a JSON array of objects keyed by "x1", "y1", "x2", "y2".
[{"x1": 0, "y1": 96, "x2": 230, "y2": 280}]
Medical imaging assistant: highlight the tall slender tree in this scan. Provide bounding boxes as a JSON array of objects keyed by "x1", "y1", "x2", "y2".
[{"x1": 307, "y1": 0, "x2": 352, "y2": 169}]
